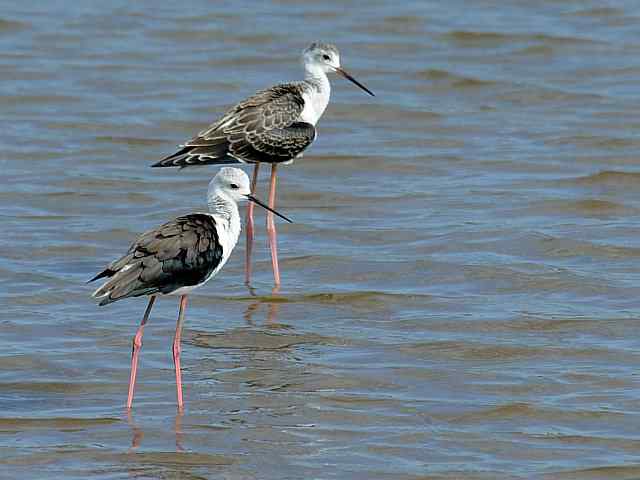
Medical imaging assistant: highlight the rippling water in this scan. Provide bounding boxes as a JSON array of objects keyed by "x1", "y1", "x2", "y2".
[{"x1": 2, "y1": 1, "x2": 640, "y2": 478}]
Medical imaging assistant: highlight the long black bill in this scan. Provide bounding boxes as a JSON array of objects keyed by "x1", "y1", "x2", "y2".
[
  {"x1": 246, "y1": 195, "x2": 293, "y2": 223},
  {"x1": 335, "y1": 67, "x2": 375, "y2": 96}
]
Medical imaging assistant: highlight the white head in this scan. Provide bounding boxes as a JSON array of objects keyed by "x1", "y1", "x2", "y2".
[
  {"x1": 302, "y1": 42, "x2": 341, "y2": 74},
  {"x1": 208, "y1": 167, "x2": 251, "y2": 203},
  {"x1": 301, "y1": 42, "x2": 374, "y2": 96},
  {"x1": 207, "y1": 167, "x2": 293, "y2": 223}
]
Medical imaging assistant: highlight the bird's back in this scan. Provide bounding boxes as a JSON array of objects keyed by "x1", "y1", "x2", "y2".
[
  {"x1": 152, "y1": 82, "x2": 316, "y2": 168},
  {"x1": 90, "y1": 214, "x2": 225, "y2": 305}
]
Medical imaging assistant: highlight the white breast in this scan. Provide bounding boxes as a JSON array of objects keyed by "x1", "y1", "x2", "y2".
[
  {"x1": 299, "y1": 82, "x2": 331, "y2": 126},
  {"x1": 209, "y1": 211, "x2": 241, "y2": 279}
]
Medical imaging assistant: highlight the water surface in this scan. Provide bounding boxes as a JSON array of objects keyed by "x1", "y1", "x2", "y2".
[{"x1": 1, "y1": 0, "x2": 640, "y2": 478}]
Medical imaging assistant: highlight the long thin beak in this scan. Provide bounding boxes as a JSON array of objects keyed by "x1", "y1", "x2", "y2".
[
  {"x1": 246, "y1": 195, "x2": 293, "y2": 223},
  {"x1": 335, "y1": 67, "x2": 375, "y2": 96}
]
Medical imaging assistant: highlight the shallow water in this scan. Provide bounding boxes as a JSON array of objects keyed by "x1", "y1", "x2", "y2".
[{"x1": 1, "y1": 0, "x2": 640, "y2": 478}]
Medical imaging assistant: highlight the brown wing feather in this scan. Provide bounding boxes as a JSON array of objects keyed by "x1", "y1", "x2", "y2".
[{"x1": 152, "y1": 83, "x2": 315, "y2": 168}]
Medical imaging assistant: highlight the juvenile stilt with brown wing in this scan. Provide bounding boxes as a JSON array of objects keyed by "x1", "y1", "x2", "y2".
[{"x1": 151, "y1": 43, "x2": 374, "y2": 286}]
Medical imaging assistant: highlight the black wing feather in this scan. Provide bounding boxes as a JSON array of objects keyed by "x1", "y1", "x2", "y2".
[{"x1": 90, "y1": 214, "x2": 223, "y2": 305}]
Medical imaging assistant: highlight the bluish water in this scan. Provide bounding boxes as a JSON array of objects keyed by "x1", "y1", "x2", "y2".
[{"x1": 1, "y1": 1, "x2": 640, "y2": 478}]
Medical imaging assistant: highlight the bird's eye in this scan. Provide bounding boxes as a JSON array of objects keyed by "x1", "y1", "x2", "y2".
[
  {"x1": 230, "y1": 183, "x2": 239, "y2": 190},
  {"x1": 322, "y1": 54, "x2": 331, "y2": 61}
]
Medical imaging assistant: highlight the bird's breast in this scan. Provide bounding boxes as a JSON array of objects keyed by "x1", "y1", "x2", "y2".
[{"x1": 300, "y1": 89, "x2": 330, "y2": 126}]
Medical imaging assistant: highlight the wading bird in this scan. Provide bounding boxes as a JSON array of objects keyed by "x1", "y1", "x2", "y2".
[
  {"x1": 152, "y1": 42, "x2": 374, "y2": 286},
  {"x1": 89, "y1": 168, "x2": 291, "y2": 410}
]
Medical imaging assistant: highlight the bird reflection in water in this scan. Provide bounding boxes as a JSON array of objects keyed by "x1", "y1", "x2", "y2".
[
  {"x1": 125, "y1": 286, "x2": 288, "y2": 454},
  {"x1": 127, "y1": 410, "x2": 185, "y2": 452},
  {"x1": 243, "y1": 286, "x2": 282, "y2": 326},
  {"x1": 126, "y1": 410, "x2": 143, "y2": 452}
]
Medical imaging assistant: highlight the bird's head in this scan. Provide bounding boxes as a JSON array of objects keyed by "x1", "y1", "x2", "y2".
[
  {"x1": 210, "y1": 167, "x2": 251, "y2": 201},
  {"x1": 302, "y1": 42, "x2": 374, "y2": 96},
  {"x1": 302, "y1": 42, "x2": 341, "y2": 73},
  {"x1": 208, "y1": 167, "x2": 292, "y2": 223}
]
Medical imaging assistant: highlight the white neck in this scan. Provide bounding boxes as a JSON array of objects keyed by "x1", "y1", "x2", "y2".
[
  {"x1": 300, "y1": 63, "x2": 331, "y2": 126},
  {"x1": 207, "y1": 192, "x2": 242, "y2": 252}
]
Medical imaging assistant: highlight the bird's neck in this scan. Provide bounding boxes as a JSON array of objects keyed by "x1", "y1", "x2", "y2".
[
  {"x1": 302, "y1": 65, "x2": 331, "y2": 125},
  {"x1": 304, "y1": 64, "x2": 331, "y2": 96},
  {"x1": 207, "y1": 194, "x2": 241, "y2": 244}
]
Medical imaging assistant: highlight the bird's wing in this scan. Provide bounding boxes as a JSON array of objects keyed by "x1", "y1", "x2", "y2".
[
  {"x1": 90, "y1": 214, "x2": 223, "y2": 305},
  {"x1": 153, "y1": 84, "x2": 315, "y2": 167}
]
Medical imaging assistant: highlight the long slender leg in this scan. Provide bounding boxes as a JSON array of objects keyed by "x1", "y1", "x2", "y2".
[
  {"x1": 172, "y1": 295, "x2": 188, "y2": 410},
  {"x1": 245, "y1": 163, "x2": 260, "y2": 285},
  {"x1": 266, "y1": 164, "x2": 281, "y2": 286},
  {"x1": 126, "y1": 296, "x2": 156, "y2": 410}
]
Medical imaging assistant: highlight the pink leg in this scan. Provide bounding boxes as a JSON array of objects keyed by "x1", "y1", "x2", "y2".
[
  {"x1": 266, "y1": 164, "x2": 281, "y2": 286},
  {"x1": 126, "y1": 296, "x2": 156, "y2": 410},
  {"x1": 172, "y1": 295, "x2": 188, "y2": 411},
  {"x1": 245, "y1": 163, "x2": 260, "y2": 285}
]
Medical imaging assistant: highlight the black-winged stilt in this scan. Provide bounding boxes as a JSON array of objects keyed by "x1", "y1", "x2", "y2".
[
  {"x1": 89, "y1": 167, "x2": 291, "y2": 410},
  {"x1": 152, "y1": 42, "x2": 374, "y2": 286}
]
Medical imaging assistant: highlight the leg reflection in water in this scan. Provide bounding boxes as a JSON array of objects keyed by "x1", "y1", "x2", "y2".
[
  {"x1": 174, "y1": 409, "x2": 185, "y2": 452},
  {"x1": 127, "y1": 410, "x2": 144, "y2": 452},
  {"x1": 243, "y1": 286, "x2": 281, "y2": 326},
  {"x1": 126, "y1": 410, "x2": 185, "y2": 452}
]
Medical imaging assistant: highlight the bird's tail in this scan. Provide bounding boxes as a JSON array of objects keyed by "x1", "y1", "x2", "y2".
[
  {"x1": 151, "y1": 144, "x2": 242, "y2": 168},
  {"x1": 89, "y1": 263, "x2": 153, "y2": 306}
]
